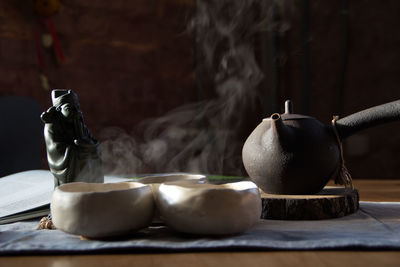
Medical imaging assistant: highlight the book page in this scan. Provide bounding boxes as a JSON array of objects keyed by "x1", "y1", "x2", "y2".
[
  {"x1": 0, "y1": 170, "x2": 132, "y2": 219},
  {"x1": 0, "y1": 170, "x2": 53, "y2": 218}
]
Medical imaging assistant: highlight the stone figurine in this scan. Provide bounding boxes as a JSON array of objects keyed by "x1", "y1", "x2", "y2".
[{"x1": 41, "y1": 89, "x2": 104, "y2": 187}]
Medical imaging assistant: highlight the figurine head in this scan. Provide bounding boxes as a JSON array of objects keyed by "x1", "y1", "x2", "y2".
[{"x1": 51, "y1": 89, "x2": 81, "y2": 122}]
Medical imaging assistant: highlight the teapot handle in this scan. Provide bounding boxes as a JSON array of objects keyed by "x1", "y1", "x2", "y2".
[{"x1": 335, "y1": 100, "x2": 400, "y2": 139}]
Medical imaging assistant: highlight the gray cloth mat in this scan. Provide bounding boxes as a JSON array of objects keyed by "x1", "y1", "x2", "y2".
[{"x1": 1, "y1": 201, "x2": 400, "y2": 255}]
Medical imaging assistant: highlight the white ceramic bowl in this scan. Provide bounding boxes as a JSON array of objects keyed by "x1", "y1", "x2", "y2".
[
  {"x1": 136, "y1": 174, "x2": 207, "y2": 223},
  {"x1": 51, "y1": 182, "x2": 154, "y2": 238},
  {"x1": 157, "y1": 181, "x2": 261, "y2": 235}
]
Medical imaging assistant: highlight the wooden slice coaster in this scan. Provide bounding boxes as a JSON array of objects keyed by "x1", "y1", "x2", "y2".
[{"x1": 260, "y1": 186, "x2": 359, "y2": 220}]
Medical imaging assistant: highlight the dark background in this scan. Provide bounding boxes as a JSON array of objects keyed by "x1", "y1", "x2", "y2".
[{"x1": 0, "y1": 0, "x2": 399, "y2": 178}]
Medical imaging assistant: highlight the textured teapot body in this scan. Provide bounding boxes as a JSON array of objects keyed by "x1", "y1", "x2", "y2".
[
  {"x1": 242, "y1": 113, "x2": 340, "y2": 194},
  {"x1": 243, "y1": 99, "x2": 400, "y2": 194}
]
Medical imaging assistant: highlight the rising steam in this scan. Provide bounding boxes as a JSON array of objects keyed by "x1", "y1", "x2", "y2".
[{"x1": 100, "y1": 0, "x2": 280, "y2": 176}]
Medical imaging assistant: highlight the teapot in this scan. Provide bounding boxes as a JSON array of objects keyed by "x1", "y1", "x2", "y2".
[{"x1": 242, "y1": 100, "x2": 400, "y2": 194}]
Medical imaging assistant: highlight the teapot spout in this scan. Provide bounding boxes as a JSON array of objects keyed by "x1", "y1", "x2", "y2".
[{"x1": 269, "y1": 113, "x2": 293, "y2": 150}]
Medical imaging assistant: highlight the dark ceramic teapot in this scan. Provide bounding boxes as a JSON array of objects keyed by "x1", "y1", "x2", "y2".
[{"x1": 242, "y1": 100, "x2": 400, "y2": 195}]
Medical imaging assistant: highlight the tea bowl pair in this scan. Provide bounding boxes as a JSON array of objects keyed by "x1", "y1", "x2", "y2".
[{"x1": 51, "y1": 174, "x2": 261, "y2": 238}]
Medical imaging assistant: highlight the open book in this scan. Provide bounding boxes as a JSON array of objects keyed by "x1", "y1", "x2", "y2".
[{"x1": 0, "y1": 170, "x2": 131, "y2": 225}]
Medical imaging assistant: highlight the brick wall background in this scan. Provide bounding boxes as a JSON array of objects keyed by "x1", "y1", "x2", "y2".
[
  {"x1": 0, "y1": 0, "x2": 400, "y2": 178},
  {"x1": 0, "y1": 0, "x2": 196, "y2": 131}
]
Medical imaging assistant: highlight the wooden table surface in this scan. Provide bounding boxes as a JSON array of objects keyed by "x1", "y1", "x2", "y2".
[{"x1": 2, "y1": 179, "x2": 400, "y2": 267}]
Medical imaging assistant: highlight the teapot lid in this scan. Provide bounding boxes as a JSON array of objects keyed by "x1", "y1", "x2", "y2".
[{"x1": 264, "y1": 100, "x2": 315, "y2": 121}]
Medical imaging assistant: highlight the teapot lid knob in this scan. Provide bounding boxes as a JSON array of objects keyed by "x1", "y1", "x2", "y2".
[{"x1": 285, "y1": 100, "x2": 293, "y2": 114}]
